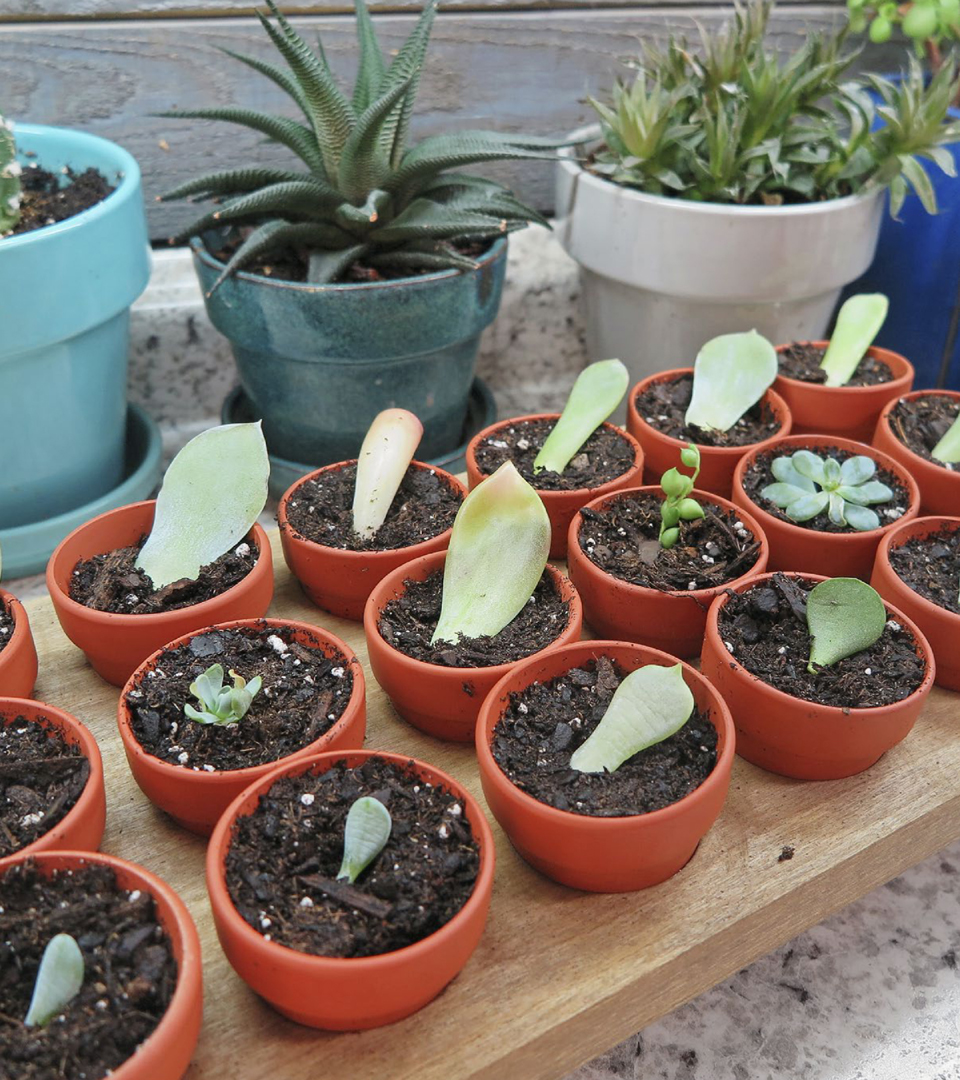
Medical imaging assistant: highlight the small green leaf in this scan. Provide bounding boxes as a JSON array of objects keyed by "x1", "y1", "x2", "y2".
[
  {"x1": 532, "y1": 359, "x2": 629, "y2": 475},
  {"x1": 761, "y1": 481, "x2": 810, "y2": 508},
  {"x1": 932, "y1": 414, "x2": 960, "y2": 465},
  {"x1": 786, "y1": 491, "x2": 830, "y2": 521},
  {"x1": 678, "y1": 498, "x2": 705, "y2": 521},
  {"x1": 792, "y1": 450, "x2": 827, "y2": 486},
  {"x1": 680, "y1": 445, "x2": 700, "y2": 470},
  {"x1": 771, "y1": 457, "x2": 816, "y2": 492},
  {"x1": 820, "y1": 294, "x2": 889, "y2": 387},
  {"x1": 24, "y1": 934, "x2": 84, "y2": 1028},
  {"x1": 839, "y1": 455, "x2": 876, "y2": 486},
  {"x1": 841, "y1": 503, "x2": 881, "y2": 531},
  {"x1": 836, "y1": 480, "x2": 893, "y2": 505},
  {"x1": 661, "y1": 527, "x2": 680, "y2": 548},
  {"x1": 352, "y1": 409, "x2": 424, "y2": 539},
  {"x1": 337, "y1": 796, "x2": 392, "y2": 884},
  {"x1": 807, "y1": 578, "x2": 886, "y2": 673},
  {"x1": 661, "y1": 468, "x2": 687, "y2": 499},
  {"x1": 684, "y1": 330, "x2": 778, "y2": 432},
  {"x1": 569, "y1": 663, "x2": 694, "y2": 773}
]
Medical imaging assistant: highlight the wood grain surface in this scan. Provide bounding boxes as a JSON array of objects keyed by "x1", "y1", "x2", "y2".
[{"x1": 20, "y1": 528, "x2": 960, "y2": 1080}]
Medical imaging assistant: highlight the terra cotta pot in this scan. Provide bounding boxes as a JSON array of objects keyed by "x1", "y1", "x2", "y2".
[{"x1": 0, "y1": 589, "x2": 38, "y2": 699}]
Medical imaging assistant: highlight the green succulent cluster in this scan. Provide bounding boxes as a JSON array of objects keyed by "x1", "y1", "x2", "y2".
[
  {"x1": 0, "y1": 112, "x2": 21, "y2": 235},
  {"x1": 848, "y1": 0, "x2": 959, "y2": 49},
  {"x1": 587, "y1": 1, "x2": 960, "y2": 212},
  {"x1": 659, "y1": 444, "x2": 705, "y2": 549},
  {"x1": 184, "y1": 663, "x2": 263, "y2": 726},
  {"x1": 162, "y1": 0, "x2": 559, "y2": 288},
  {"x1": 761, "y1": 451, "x2": 895, "y2": 531}
]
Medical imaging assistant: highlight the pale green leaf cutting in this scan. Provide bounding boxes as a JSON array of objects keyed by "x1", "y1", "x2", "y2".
[
  {"x1": 352, "y1": 408, "x2": 424, "y2": 538},
  {"x1": 806, "y1": 578, "x2": 887, "y2": 674},
  {"x1": 24, "y1": 934, "x2": 85, "y2": 1028},
  {"x1": 337, "y1": 796, "x2": 392, "y2": 884},
  {"x1": 533, "y1": 359, "x2": 629, "y2": 475},
  {"x1": 136, "y1": 422, "x2": 269, "y2": 588},
  {"x1": 932, "y1": 414, "x2": 960, "y2": 465},
  {"x1": 569, "y1": 663, "x2": 694, "y2": 774},
  {"x1": 431, "y1": 460, "x2": 550, "y2": 645},
  {"x1": 684, "y1": 330, "x2": 777, "y2": 433},
  {"x1": 820, "y1": 293, "x2": 889, "y2": 387}
]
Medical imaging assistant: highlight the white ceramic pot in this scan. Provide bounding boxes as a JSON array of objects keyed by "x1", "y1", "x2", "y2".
[{"x1": 555, "y1": 125, "x2": 885, "y2": 387}]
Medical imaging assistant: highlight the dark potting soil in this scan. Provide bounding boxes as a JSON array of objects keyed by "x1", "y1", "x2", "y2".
[
  {"x1": 9, "y1": 164, "x2": 114, "y2": 236},
  {"x1": 70, "y1": 533, "x2": 258, "y2": 614},
  {"x1": 473, "y1": 418, "x2": 636, "y2": 491},
  {"x1": 777, "y1": 342, "x2": 894, "y2": 386},
  {"x1": 633, "y1": 373, "x2": 783, "y2": 448},
  {"x1": 887, "y1": 394, "x2": 960, "y2": 468},
  {"x1": 377, "y1": 568, "x2": 569, "y2": 668},
  {"x1": 578, "y1": 492, "x2": 762, "y2": 592},
  {"x1": 717, "y1": 573, "x2": 926, "y2": 707},
  {"x1": 0, "y1": 719, "x2": 89, "y2": 859},
  {"x1": 889, "y1": 524, "x2": 960, "y2": 616},
  {"x1": 284, "y1": 462, "x2": 462, "y2": 551},
  {"x1": 741, "y1": 446, "x2": 912, "y2": 533},
  {"x1": 224, "y1": 756, "x2": 481, "y2": 958},
  {"x1": 0, "y1": 599, "x2": 13, "y2": 656},
  {"x1": 125, "y1": 624, "x2": 354, "y2": 771},
  {"x1": 0, "y1": 860, "x2": 178, "y2": 1080},
  {"x1": 492, "y1": 656, "x2": 717, "y2": 816}
]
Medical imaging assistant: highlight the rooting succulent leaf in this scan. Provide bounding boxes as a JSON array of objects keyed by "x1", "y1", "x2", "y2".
[
  {"x1": 431, "y1": 460, "x2": 550, "y2": 645},
  {"x1": 184, "y1": 663, "x2": 263, "y2": 726},
  {"x1": 0, "y1": 113, "x2": 21, "y2": 236},
  {"x1": 136, "y1": 422, "x2": 269, "y2": 589},
  {"x1": 761, "y1": 451, "x2": 893, "y2": 531},
  {"x1": 337, "y1": 796, "x2": 392, "y2": 884},
  {"x1": 352, "y1": 408, "x2": 424, "y2": 539},
  {"x1": 533, "y1": 359, "x2": 629, "y2": 475},
  {"x1": 819, "y1": 294, "x2": 889, "y2": 387},
  {"x1": 570, "y1": 663, "x2": 695, "y2": 773},
  {"x1": 931, "y1": 413, "x2": 960, "y2": 465},
  {"x1": 806, "y1": 577, "x2": 887, "y2": 674},
  {"x1": 684, "y1": 331, "x2": 777, "y2": 432},
  {"x1": 24, "y1": 934, "x2": 84, "y2": 1028},
  {"x1": 659, "y1": 444, "x2": 705, "y2": 549}
]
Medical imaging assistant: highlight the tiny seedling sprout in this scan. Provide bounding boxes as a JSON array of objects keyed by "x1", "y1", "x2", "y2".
[
  {"x1": 806, "y1": 578, "x2": 887, "y2": 675},
  {"x1": 819, "y1": 294, "x2": 889, "y2": 387},
  {"x1": 761, "y1": 451, "x2": 893, "y2": 531},
  {"x1": 931, "y1": 412, "x2": 960, "y2": 466},
  {"x1": 533, "y1": 359, "x2": 629, "y2": 475},
  {"x1": 24, "y1": 933, "x2": 84, "y2": 1028},
  {"x1": 337, "y1": 796, "x2": 392, "y2": 884},
  {"x1": 184, "y1": 663, "x2": 262, "y2": 725},
  {"x1": 659, "y1": 444, "x2": 705, "y2": 549},
  {"x1": 684, "y1": 330, "x2": 778, "y2": 433},
  {"x1": 352, "y1": 408, "x2": 424, "y2": 540}
]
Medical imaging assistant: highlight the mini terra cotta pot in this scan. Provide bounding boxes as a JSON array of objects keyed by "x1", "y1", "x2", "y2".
[{"x1": 0, "y1": 589, "x2": 38, "y2": 699}]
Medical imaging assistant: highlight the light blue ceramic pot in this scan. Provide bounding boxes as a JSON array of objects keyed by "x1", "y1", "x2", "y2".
[{"x1": 0, "y1": 123, "x2": 150, "y2": 528}]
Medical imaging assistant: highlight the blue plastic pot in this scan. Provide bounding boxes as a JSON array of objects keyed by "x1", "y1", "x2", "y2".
[
  {"x1": 192, "y1": 235, "x2": 507, "y2": 465},
  {"x1": 0, "y1": 123, "x2": 150, "y2": 528}
]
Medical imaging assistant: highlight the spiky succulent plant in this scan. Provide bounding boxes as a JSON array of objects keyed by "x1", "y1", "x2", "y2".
[
  {"x1": 0, "y1": 112, "x2": 21, "y2": 236},
  {"x1": 161, "y1": 0, "x2": 559, "y2": 289}
]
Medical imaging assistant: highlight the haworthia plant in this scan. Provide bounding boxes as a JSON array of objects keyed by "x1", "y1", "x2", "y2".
[
  {"x1": 761, "y1": 451, "x2": 894, "y2": 531},
  {"x1": 659, "y1": 444, "x2": 704, "y2": 549},
  {"x1": 819, "y1": 294, "x2": 889, "y2": 387},
  {"x1": 0, "y1": 113, "x2": 21, "y2": 235},
  {"x1": 932, "y1": 413, "x2": 960, "y2": 465},
  {"x1": 431, "y1": 461, "x2": 550, "y2": 645},
  {"x1": 684, "y1": 331, "x2": 778, "y2": 432},
  {"x1": 184, "y1": 663, "x2": 263, "y2": 726},
  {"x1": 337, "y1": 796, "x2": 392, "y2": 884},
  {"x1": 806, "y1": 577, "x2": 887, "y2": 674},
  {"x1": 136, "y1": 422, "x2": 269, "y2": 589},
  {"x1": 24, "y1": 934, "x2": 85, "y2": 1028},
  {"x1": 352, "y1": 408, "x2": 423, "y2": 539},
  {"x1": 570, "y1": 663, "x2": 695, "y2": 773},
  {"x1": 533, "y1": 359, "x2": 629, "y2": 475}
]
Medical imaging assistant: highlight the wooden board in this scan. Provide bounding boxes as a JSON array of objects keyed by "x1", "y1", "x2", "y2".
[{"x1": 20, "y1": 529, "x2": 960, "y2": 1080}]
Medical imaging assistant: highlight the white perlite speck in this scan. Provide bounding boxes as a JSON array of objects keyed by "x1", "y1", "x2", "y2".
[{"x1": 300, "y1": 793, "x2": 315, "y2": 806}]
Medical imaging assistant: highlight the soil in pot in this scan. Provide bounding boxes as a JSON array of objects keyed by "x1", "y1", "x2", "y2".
[
  {"x1": 0, "y1": 599, "x2": 13, "y2": 655},
  {"x1": 377, "y1": 568, "x2": 569, "y2": 667},
  {"x1": 284, "y1": 463, "x2": 462, "y2": 551},
  {"x1": 491, "y1": 656, "x2": 717, "y2": 816},
  {"x1": 70, "y1": 533, "x2": 258, "y2": 614},
  {"x1": 777, "y1": 342, "x2": 894, "y2": 387},
  {"x1": 9, "y1": 163, "x2": 114, "y2": 237},
  {"x1": 717, "y1": 573, "x2": 925, "y2": 707},
  {"x1": 887, "y1": 524, "x2": 960, "y2": 616},
  {"x1": 0, "y1": 719, "x2": 88, "y2": 858},
  {"x1": 0, "y1": 859, "x2": 177, "y2": 1079},
  {"x1": 632, "y1": 373, "x2": 782, "y2": 448},
  {"x1": 741, "y1": 446, "x2": 912, "y2": 534},
  {"x1": 887, "y1": 394, "x2": 960, "y2": 468},
  {"x1": 125, "y1": 624, "x2": 355, "y2": 771},
  {"x1": 224, "y1": 756, "x2": 480, "y2": 958},
  {"x1": 472, "y1": 418, "x2": 635, "y2": 490},
  {"x1": 577, "y1": 493, "x2": 762, "y2": 591}
]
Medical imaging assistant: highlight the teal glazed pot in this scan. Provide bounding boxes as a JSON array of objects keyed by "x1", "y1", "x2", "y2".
[
  {"x1": 0, "y1": 124, "x2": 150, "y2": 528},
  {"x1": 193, "y1": 235, "x2": 507, "y2": 465}
]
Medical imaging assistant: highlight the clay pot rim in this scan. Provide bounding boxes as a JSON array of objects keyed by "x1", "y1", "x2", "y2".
[
  {"x1": 0, "y1": 698, "x2": 104, "y2": 870},
  {"x1": 46, "y1": 500, "x2": 272, "y2": 628},
  {"x1": 465, "y1": 414, "x2": 644, "y2": 498},
  {"x1": 475, "y1": 638, "x2": 736, "y2": 827},
  {"x1": 706, "y1": 570, "x2": 936, "y2": 717},
  {"x1": 567, "y1": 485, "x2": 769, "y2": 601},
  {"x1": 363, "y1": 549, "x2": 583, "y2": 680},
  {"x1": 773, "y1": 342, "x2": 915, "y2": 393},
  {"x1": 277, "y1": 459, "x2": 466, "y2": 560},
  {"x1": 733, "y1": 433, "x2": 922, "y2": 542},
  {"x1": 875, "y1": 515, "x2": 960, "y2": 625},
  {"x1": 117, "y1": 618, "x2": 366, "y2": 788},
  {"x1": 626, "y1": 369, "x2": 792, "y2": 458},
  {"x1": 206, "y1": 748, "x2": 495, "y2": 972},
  {"x1": 0, "y1": 588, "x2": 30, "y2": 659},
  {"x1": 0, "y1": 848, "x2": 201, "y2": 1080},
  {"x1": 876, "y1": 389, "x2": 960, "y2": 477}
]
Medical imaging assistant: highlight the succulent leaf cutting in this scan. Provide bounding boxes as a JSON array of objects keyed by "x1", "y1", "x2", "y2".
[
  {"x1": 24, "y1": 934, "x2": 85, "y2": 1028},
  {"x1": 761, "y1": 451, "x2": 894, "y2": 531},
  {"x1": 337, "y1": 796, "x2": 393, "y2": 883},
  {"x1": 184, "y1": 663, "x2": 263, "y2": 725},
  {"x1": 805, "y1": 577, "x2": 887, "y2": 673}
]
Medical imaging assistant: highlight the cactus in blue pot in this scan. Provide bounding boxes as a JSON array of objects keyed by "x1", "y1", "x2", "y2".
[{"x1": 0, "y1": 113, "x2": 21, "y2": 235}]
